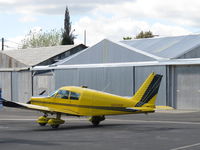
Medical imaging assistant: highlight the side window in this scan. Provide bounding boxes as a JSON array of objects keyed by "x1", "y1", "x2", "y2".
[
  {"x1": 70, "y1": 92, "x2": 80, "y2": 100},
  {"x1": 55, "y1": 90, "x2": 69, "y2": 99}
]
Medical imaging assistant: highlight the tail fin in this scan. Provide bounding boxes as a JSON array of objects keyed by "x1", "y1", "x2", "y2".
[{"x1": 132, "y1": 72, "x2": 162, "y2": 108}]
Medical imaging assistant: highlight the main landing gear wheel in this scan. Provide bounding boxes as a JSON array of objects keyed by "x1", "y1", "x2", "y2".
[
  {"x1": 91, "y1": 120, "x2": 100, "y2": 126},
  {"x1": 37, "y1": 116, "x2": 49, "y2": 126},
  {"x1": 89, "y1": 116, "x2": 105, "y2": 126},
  {"x1": 50, "y1": 124, "x2": 60, "y2": 129},
  {"x1": 39, "y1": 123, "x2": 47, "y2": 126},
  {"x1": 48, "y1": 113, "x2": 65, "y2": 129},
  {"x1": 37, "y1": 113, "x2": 65, "y2": 129}
]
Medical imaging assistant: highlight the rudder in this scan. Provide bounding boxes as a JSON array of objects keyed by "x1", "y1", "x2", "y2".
[{"x1": 131, "y1": 73, "x2": 163, "y2": 108}]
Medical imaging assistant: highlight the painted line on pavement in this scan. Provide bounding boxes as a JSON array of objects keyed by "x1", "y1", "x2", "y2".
[
  {"x1": 108, "y1": 119, "x2": 200, "y2": 125},
  {"x1": 171, "y1": 142, "x2": 200, "y2": 150}
]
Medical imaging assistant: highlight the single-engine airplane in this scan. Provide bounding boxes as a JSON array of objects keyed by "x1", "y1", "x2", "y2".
[{"x1": 0, "y1": 72, "x2": 165, "y2": 128}]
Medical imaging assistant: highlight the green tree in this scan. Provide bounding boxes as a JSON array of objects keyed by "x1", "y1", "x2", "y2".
[
  {"x1": 21, "y1": 29, "x2": 62, "y2": 49},
  {"x1": 123, "y1": 37, "x2": 132, "y2": 40},
  {"x1": 61, "y1": 6, "x2": 76, "y2": 45},
  {"x1": 135, "y1": 31, "x2": 155, "y2": 39}
]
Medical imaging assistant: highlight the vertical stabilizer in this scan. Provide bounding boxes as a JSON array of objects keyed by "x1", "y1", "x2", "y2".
[{"x1": 131, "y1": 73, "x2": 163, "y2": 108}]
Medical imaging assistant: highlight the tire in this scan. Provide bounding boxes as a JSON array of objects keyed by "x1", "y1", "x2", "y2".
[
  {"x1": 92, "y1": 120, "x2": 100, "y2": 126},
  {"x1": 39, "y1": 123, "x2": 47, "y2": 126},
  {"x1": 51, "y1": 124, "x2": 59, "y2": 129}
]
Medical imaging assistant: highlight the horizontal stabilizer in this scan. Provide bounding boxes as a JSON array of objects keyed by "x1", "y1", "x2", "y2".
[
  {"x1": 125, "y1": 107, "x2": 155, "y2": 113},
  {"x1": 155, "y1": 106, "x2": 174, "y2": 110}
]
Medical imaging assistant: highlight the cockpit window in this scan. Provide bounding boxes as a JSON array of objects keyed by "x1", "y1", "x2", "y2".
[
  {"x1": 70, "y1": 92, "x2": 80, "y2": 100},
  {"x1": 49, "y1": 90, "x2": 58, "y2": 97},
  {"x1": 54, "y1": 90, "x2": 69, "y2": 99}
]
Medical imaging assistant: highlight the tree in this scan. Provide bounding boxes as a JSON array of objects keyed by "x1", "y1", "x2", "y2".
[
  {"x1": 61, "y1": 6, "x2": 76, "y2": 45},
  {"x1": 123, "y1": 37, "x2": 132, "y2": 40},
  {"x1": 21, "y1": 29, "x2": 62, "y2": 49},
  {"x1": 135, "y1": 31, "x2": 155, "y2": 39}
]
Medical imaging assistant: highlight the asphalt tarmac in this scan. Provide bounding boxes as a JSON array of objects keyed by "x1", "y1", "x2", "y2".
[{"x1": 1, "y1": 108, "x2": 200, "y2": 150}]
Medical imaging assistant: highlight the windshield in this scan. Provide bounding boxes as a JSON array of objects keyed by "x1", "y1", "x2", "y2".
[
  {"x1": 49, "y1": 90, "x2": 59, "y2": 97},
  {"x1": 49, "y1": 89, "x2": 80, "y2": 100}
]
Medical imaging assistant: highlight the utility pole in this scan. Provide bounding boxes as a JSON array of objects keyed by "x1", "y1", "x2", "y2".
[
  {"x1": 1, "y1": 38, "x2": 4, "y2": 51},
  {"x1": 84, "y1": 30, "x2": 86, "y2": 46}
]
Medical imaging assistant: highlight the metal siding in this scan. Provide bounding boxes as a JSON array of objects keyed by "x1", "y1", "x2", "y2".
[
  {"x1": 0, "y1": 72, "x2": 11, "y2": 100},
  {"x1": 135, "y1": 66, "x2": 166, "y2": 105},
  {"x1": 17, "y1": 71, "x2": 32, "y2": 103},
  {"x1": 33, "y1": 73, "x2": 55, "y2": 96},
  {"x1": 54, "y1": 67, "x2": 134, "y2": 96},
  {"x1": 175, "y1": 65, "x2": 200, "y2": 109},
  {"x1": 55, "y1": 69, "x2": 79, "y2": 89},
  {"x1": 105, "y1": 67, "x2": 134, "y2": 96},
  {"x1": 78, "y1": 67, "x2": 134, "y2": 96},
  {"x1": 78, "y1": 68, "x2": 105, "y2": 91},
  {"x1": 11, "y1": 72, "x2": 19, "y2": 101},
  {"x1": 167, "y1": 66, "x2": 176, "y2": 108}
]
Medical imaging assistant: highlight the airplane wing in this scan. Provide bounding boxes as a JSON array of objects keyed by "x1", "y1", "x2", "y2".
[{"x1": 1, "y1": 99, "x2": 80, "y2": 116}]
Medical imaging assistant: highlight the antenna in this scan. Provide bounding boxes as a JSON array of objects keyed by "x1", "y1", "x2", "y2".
[{"x1": 1, "y1": 38, "x2": 4, "y2": 51}]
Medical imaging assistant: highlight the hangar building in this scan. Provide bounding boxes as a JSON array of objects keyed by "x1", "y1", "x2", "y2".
[
  {"x1": 0, "y1": 44, "x2": 87, "y2": 102},
  {"x1": 33, "y1": 34, "x2": 200, "y2": 110}
]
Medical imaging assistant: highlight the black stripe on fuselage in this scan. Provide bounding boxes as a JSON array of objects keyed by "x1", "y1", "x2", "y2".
[
  {"x1": 135, "y1": 74, "x2": 162, "y2": 107},
  {"x1": 31, "y1": 100, "x2": 138, "y2": 113}
]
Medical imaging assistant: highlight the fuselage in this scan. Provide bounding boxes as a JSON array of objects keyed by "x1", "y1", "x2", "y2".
[{"x1": 30, "y1": 86, "x2": 136, "y2": 116}]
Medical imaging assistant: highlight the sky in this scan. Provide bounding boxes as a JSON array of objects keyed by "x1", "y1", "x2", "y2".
[{"x1": 0, "y1": 0, "x2": 200, "y2": 50}]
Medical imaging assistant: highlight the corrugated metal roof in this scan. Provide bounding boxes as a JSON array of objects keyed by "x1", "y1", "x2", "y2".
[
  {"x1": 54, "y1": 39, "x2": 163, "y2": 65},
  {"x1": 121, "y1": 34, "x2": 200, "y2": 59},
  {"x1": 2, "y1": 45, "x2": 84, "y2": 67}
]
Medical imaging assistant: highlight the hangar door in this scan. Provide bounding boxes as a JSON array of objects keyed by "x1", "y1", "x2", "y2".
[{"x1": 175, "y1": 65, "x2": 200, "y2": 109}]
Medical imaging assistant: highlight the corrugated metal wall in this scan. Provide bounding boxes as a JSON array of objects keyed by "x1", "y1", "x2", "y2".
[
  {"x1": 54, "y1": 66, "x2": 167, "y2": 105},
  {"x1": 11, "y1": 71, "x2": 32, "y2": 102},
  {"x1": 0, "y1": 72, "x2": 11, "y2": 100},
  {"x1": 134, "y1": 66, "x2": 167, "y2": 105},
  {"x1": 33, "y1": 73, "x2": 55, "y2": 96},
  {"x1": 55, "y1": 67, "x2": 134, "y2": 96},
  {"x1": 174, "y1": 65, "x2": 200, "y2": 109}
]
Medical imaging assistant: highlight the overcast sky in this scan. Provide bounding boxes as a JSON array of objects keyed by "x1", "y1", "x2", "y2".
[{"x1": 1, "y1": 0, "x2": 200, "y2": 49}]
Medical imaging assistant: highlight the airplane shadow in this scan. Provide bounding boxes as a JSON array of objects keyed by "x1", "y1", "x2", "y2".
[
  {"x1": 31, "y1": 123, "x2": 126, "y2": 132},
  {"x1": 30, "y1": 123, "x2": 178, "y2": 132}
]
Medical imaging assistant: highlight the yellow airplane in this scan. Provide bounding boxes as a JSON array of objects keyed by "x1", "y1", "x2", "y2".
[{"x1": 0, "y1": 72, "x2": 164, "y2": 128}]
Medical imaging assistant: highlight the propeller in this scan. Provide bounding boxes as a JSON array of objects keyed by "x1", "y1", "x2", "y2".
[{"x1": 39, "y1": 90, "x2": 46, "y2": 96}]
